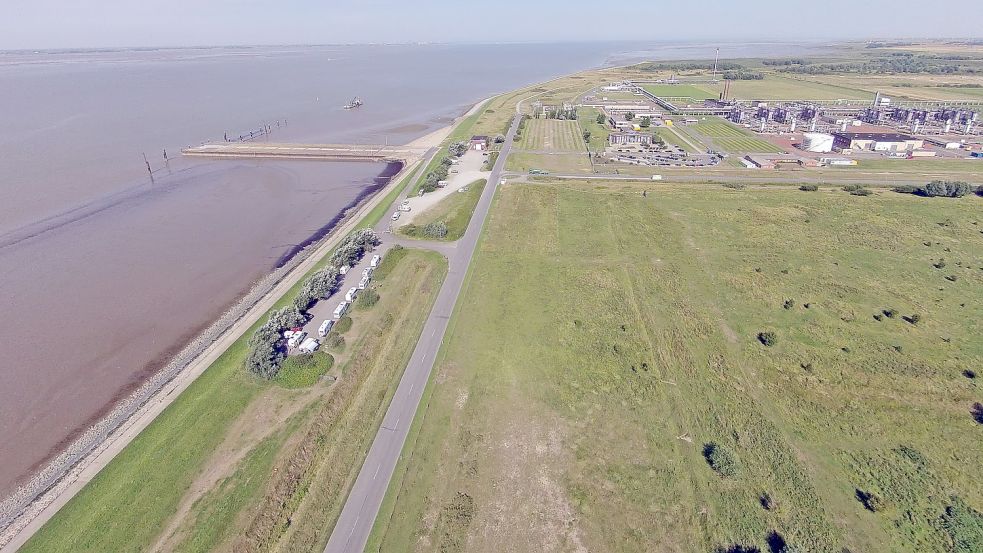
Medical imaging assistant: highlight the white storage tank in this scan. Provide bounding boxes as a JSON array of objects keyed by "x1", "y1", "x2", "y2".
[{"x1": 802, "y1": 133, "x2": 834, "y2": 153}]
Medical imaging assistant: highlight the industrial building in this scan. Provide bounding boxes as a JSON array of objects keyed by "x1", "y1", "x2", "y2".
[
  {"x1": 801, "y1": 133, "x2": 834, "y2": 153},
  {"x1": 832, "y1": 132, "x2": 924, "y2": 152},
  {"x1": 609, "y1": 132, "x2": 654, "y2": 146}
]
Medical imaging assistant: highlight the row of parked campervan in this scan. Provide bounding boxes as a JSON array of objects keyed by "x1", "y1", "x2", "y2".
[{"x1": 284, "y1": 329, "x2": 320, "y2": 354}]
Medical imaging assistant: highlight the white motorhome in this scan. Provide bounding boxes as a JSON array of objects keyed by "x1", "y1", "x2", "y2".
[
  {"x1": 361, "y1": 267, "x2": 373, "y2": 278},
  {"x1": 333, "y1": 301, "x2": 349, "y2": 319},
  {"x1": 299, "y1": 337, "x2": 320, "y2": 354},
  {"x1": 370, "y1": 254, "x2": 381, "y2": 267},
  {"x1": 318, "y1": 319, "x2": 334, "y2": 337},
  {"x1": 339, "y1": 265, "x2": 350, "y2": 275},
  {"x1": 288, "y1": 331, "x2": 307, "y2": 349},
  {"x1": 358, "y1": 275, "x2": 370, "y2": 290},
  {"x1": 345, "y1": 287, "x2": 358, "y2": 302},
  {"x1": 398, "y1": 204, "x2": 411, "y2": 212}
]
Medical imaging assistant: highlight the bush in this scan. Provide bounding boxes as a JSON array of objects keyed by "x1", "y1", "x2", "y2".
[
  {"x1": 356, "y1": 288, "x2": 379, "y2": 309},
  {"x1": 843, "y1": 184, "x2": 873, "y2": 196},
  {"x1": 759, "y1": 491, "x2": 776, "y2": 511},
  {"x1": 892, "y1": 184, "x2": 919, "y2": 194},
  {"x1": 757, "y1": 332, "x2": 778, "y2": 346},
  {"x1": 855, "y1": 488, "x2": 886, "y2": 512},
  {"x1": 972, "y1": 403, "x2": 983, "y2": 425},
  {"x1": 922, "y1": 180, "x2": 971, "y2": 198},
  {"x1": 940, "y1": 496, "x2": 983, "y2": 553},
  {"x1": 723, "y1": 182, "x2": 746, "y2": 190},
  {"x1": 799, "y1": 184, "x2": 819, "y2": 191},
  {"x1": 324, "y1": 333, "x2": 345, "y2": 350},
  {"x1": 783, "y1": 299, "x2": 795, "y2": 310},
  {"x1": 903, "y1": 313, "x2": 921, "y2": 325},
  {"x1": 334, "y1": 315, "x2": 353, "y2": 334},
  {"x1": 882, "y1": 308, "x2": 898, "y2": 318},
  {"x1": 423, "y1": 221, "x2": 448, "y2": 239},
  {"x1": 703, "y1": 442, "x2": 739, "y2": 477}
]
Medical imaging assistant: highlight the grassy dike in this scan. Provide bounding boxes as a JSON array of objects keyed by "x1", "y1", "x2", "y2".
[{"x1": 18, "y1": 152, "x2": 425, "y2": 552}]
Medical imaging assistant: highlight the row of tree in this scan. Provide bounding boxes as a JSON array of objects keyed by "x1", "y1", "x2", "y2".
[
  {"x1": 245, "y1": 229, "x2": 381, "y2": 379},
  {"x1": 893, "y1": 180, "x2": 976, "y2": 198}
]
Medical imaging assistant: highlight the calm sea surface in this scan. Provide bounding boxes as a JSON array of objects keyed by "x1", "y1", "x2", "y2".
[{"x1": 0, "y1": 41, "x2": 832, "y2": 496}]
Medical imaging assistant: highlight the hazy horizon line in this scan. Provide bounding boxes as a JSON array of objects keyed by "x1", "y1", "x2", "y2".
[{"x1": 2, "y1": 36, "x2": 980, "y2": 55}]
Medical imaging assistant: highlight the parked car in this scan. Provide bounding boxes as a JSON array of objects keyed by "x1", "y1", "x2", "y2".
[{"x1": 391, "y1": 212, "x2": 400, "y2": 221}]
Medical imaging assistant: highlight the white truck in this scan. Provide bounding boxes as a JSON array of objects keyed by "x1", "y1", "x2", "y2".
[
  {"x1": 345, "y1": 286, "x2": 358, "y2": 302},
  {"x1": 318, "y1": 319, "x2": 334, "y2": 337},
  {"x1": 370, "y1": 254, "x2": 381, "y2": 268},
  {"x1": 288, "y1": 331, "x2": 308, "y2": 349},
  {"x1": 299, "y1": 337, "x2": 320, "y2": 354},
  {"x1": 358, "y1": 275, "x2": 370, "y2": 290},
  {"x1": 333, "y1": 301, "x2": 349, "y2": 319}
]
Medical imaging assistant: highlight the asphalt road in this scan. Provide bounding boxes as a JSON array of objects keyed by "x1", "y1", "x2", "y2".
[{"x1": 323, "y1": 114, "x2": 521, "y2": 553}]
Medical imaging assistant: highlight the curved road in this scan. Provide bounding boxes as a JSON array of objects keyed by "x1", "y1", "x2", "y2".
[{"x1": 323, "y1": 113, "x2": 521, "y2": 553}]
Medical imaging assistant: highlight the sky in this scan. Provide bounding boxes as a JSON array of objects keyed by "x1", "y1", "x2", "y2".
[{"x1": 2, "y1": 0, "x2": 980, "y2": 50}]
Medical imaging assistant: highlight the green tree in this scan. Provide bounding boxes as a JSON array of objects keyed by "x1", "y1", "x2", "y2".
[
  {"x1": 595, "y1": 112, "x2": 607, "y2": 125},
  {"x1": 639, "y1": 116, "x2": 651, "y2": 128},
  {"x1": 624, "y1": 111, "x2": 635, "y2": 121},
  {"x1": 582, "y1": 129, "x2": 592, "y2": 143}
]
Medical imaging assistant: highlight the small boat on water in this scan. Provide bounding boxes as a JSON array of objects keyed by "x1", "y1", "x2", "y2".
[{"x1": 344, "y1": 96, "x2": 363, "y2": 110}]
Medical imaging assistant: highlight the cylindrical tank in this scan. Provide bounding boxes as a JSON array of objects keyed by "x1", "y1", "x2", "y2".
[{"x1": 802, "y1": 133, "x2": 834, "y2": 153}]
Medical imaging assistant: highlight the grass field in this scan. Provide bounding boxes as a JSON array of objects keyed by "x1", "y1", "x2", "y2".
[
  {"x1": 643, "y1": 84, "x2": 717, "y2": 102},
  {"x1": 577, "y1": 108, "x2": 611, "y2": 152},
  {"x1": 506, "y1": 151, "x2": 593, "y2": 174},
  {"x1": 369, "y1": 182, "x2": 983, "y2": 553},
  {"x1": 399, "y1": 179, "x2": 487, "y2": 242},
  {"x1": 689, "y1": 119, "x2": 785, "y2": 154},
  {"x1": 655, "y1": 126, "x2": 700, "y2": 153},
  {"x1": 517, "y1": 119, "x2": 586, "y2": 152},
  {"x1": 23, "y1": 248, "x2": 447, "y2": 552}
]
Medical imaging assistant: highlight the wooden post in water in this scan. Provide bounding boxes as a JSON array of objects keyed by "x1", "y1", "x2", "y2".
[{"x1": 143, "y1": 152, "x2": 154, "y2": 184}]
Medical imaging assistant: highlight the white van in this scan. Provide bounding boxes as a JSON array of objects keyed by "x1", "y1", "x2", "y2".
[
  {"x1": 288, "y1": 331, "x2": 307, "y2": 349},
  {"x1": 358, "y1": 275, "x2": 370, "y2": 290},
  {"x1": 345, "y1": 286, "x2": 358, "y2": 302},
  {"x1": 391, "y1": 212, "x2": 400, "y2": 221},
  {"x1": 299, "y1": 337, "x2": 320, "y2": 354},
  {"x1": 318, "y1": 319, "x2": 334, "y2": 337},
  {"x1": 333, "y1": 301, "x2": 349, "y2": 319},
  {"x1": 339, "y1": 265, "x2": 350, "y2": 275},
  {"x1": 370, "y1": 254, "x2": 381, "y2": 268}
]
